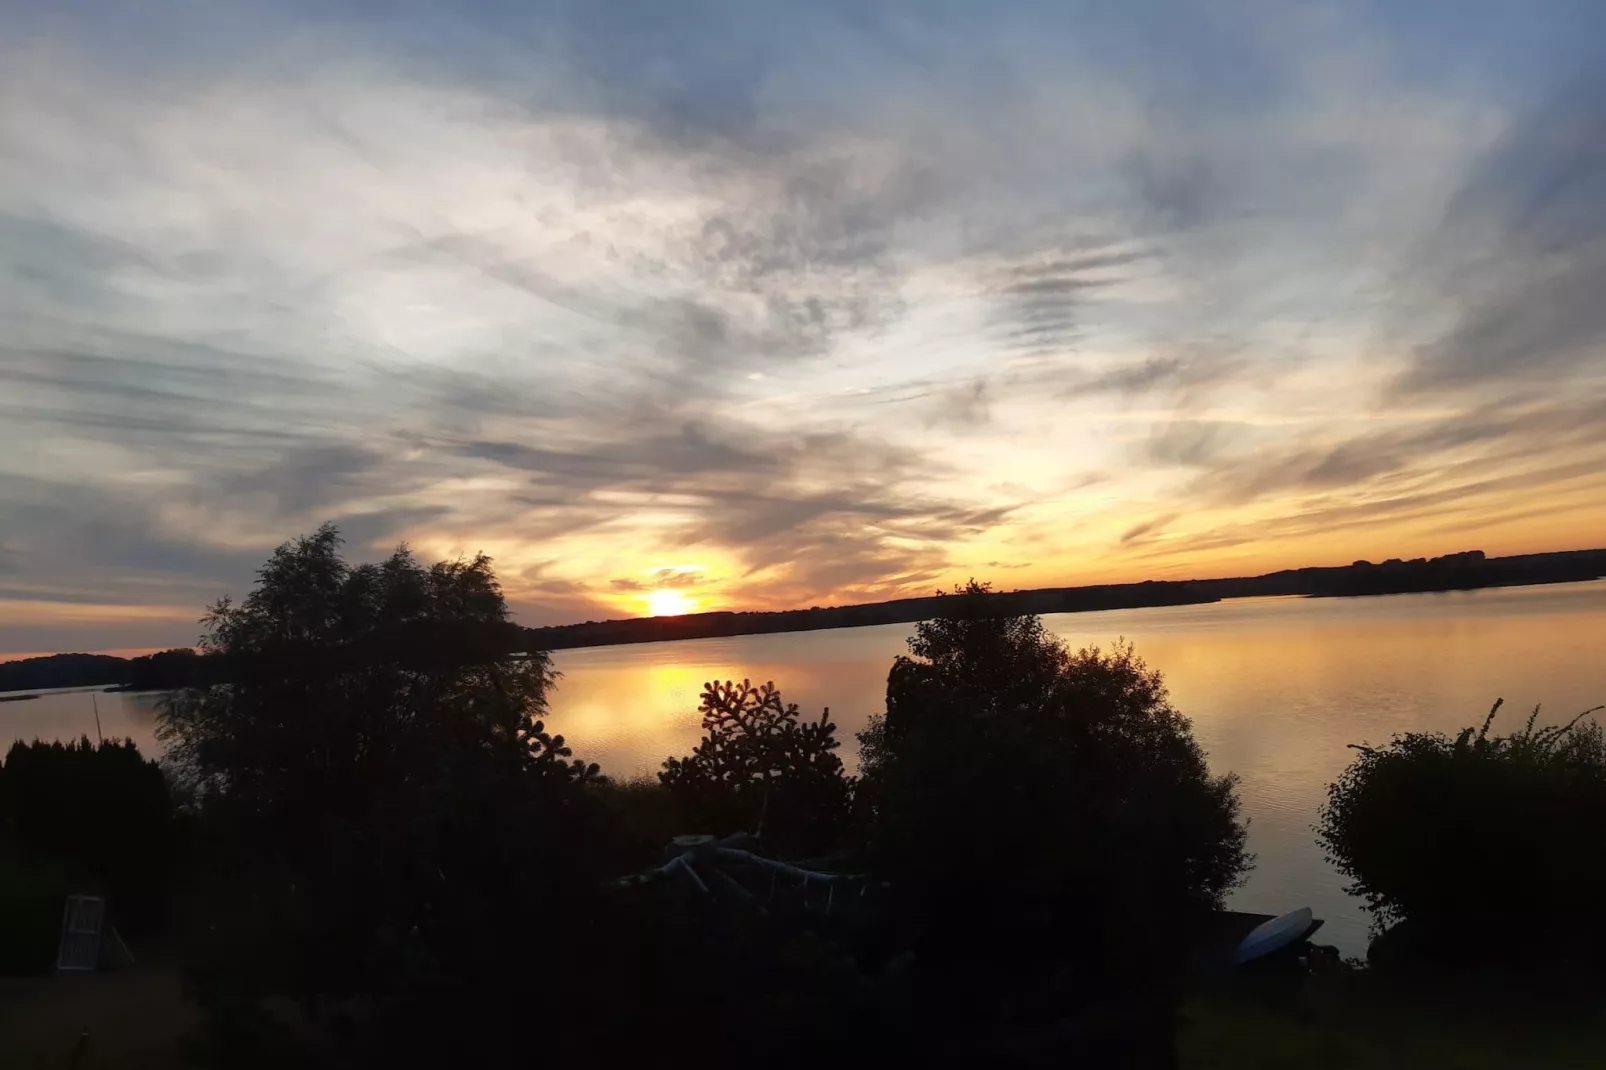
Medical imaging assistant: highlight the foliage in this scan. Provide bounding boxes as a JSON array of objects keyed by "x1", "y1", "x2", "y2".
[
  {"x1": 589, "y1": 775, "x2": 691, "y2": 866},
  {"x1": 159, "y1": 524, "x2": 586, "y2": 822},
  {"x1": 0, "y1": 857, "x2": 64, "y2": 973},
  {"x1": 858, "y1": 581, "x2": 1251, "y2": 1052},
  {"x1": 594, "y1": 862, "x2": 903, "y2": 1068},
  {"x1": 0, "y1": 736, "x2": 175, "y2": 933},
  {"x1": 157, "y1": 524, "x2": 613, "y2": 1065},
  {"x1": 660, "y1": 679, "x2": 853, "y2": 857},
  {"x1": 124, "y1": 647, "x2": 221, "y2": 690},
  {"x1": 1318, "y1": 699, "x2": 1606, "y2": 963},
  {"x1": 149, "y1": 540, "x2": 1265, "y2": 1064}
]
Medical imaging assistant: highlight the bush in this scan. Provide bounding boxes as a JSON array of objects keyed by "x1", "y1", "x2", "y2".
[
  {"x1": 0, "y1": 736, "x2": 175, "y2": 933},
  {"x1": 661, "y1": 680, "x2": 853, "y2": 857},
  {"x1": 0, "y1": 858, "x2": 64, "y2": 973},
  {"x1": 588, "y1": 776, "x2": 691, "y2": 871},
  {"x1": 858, "y1": 582, "x2": 1250, "y2": 1057},
  {"x1": 1318, "y1": 699, "x2": 1606, "y2": 965}
]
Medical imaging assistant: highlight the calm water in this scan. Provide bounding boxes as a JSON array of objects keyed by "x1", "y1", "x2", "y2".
[
  {"x1": 548, "y1": 580, "x2": 1606, "y2": 955},
  {"x1": 5, "y1": 581, "x2": 1603, "y2": 955},
  {"x1": 0, "y1": 685, "x2": 166, "y2": 755}
]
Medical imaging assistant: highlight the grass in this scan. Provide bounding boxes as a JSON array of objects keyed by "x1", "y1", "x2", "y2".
[
  {"x1": 1180, "y1": 965, "x2": 1606, "y2": 1069},
  {"x1": 0, "y1": 962, "x2": 198, "y2": 1068},
  {"x1": 6, "y1": 922, "x2": 1606, "y2": 1067}
]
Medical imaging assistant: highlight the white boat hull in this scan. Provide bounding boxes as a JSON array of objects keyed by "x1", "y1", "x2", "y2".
[{"x1": 1233, "y1": 907, "x2": 1316, "y2": 965}]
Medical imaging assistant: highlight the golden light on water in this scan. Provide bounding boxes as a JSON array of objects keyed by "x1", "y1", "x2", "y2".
[{"x1": 543, "y1": 582, "x2": 1606, "y2": 953}]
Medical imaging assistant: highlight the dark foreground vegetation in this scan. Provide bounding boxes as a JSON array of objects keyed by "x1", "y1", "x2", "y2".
[
  {"x1": 1319, "y1": 698, "x2": 1606, "y2": 967},
  {"x1": 1, "y1": 525, "x2": 1601, "y2": 1067},
  {"x1": 1, "y1": 526, "x2": 1255, "y2": 1067},
  {"x1": 0, "y1": 738, "x2": 177, "y2": 973}
]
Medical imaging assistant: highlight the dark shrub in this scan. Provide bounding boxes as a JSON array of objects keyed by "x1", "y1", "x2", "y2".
[
  {"x1": 0, "y1": 736, "x2": 175, "y2": 934},
  {"x1": 0, "y1": 858, "x2": 64, "y2": 973},
  {"x1": 661, "y1": 679, "x2": 853, "y2": 857},
  {"x1": 858, "y1": 582, "x2": 1250, "y2": 1058},
  {"x1": 1318, "y1": 699, "x2": 1606, "y2": 965}
]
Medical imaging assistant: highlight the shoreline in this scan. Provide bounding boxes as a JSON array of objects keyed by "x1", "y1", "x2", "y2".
[
  {"x1": 526, "y1": 549, "x2": 1606, "y2": 652},
  {"x1": 2, "y1": 550, "x2": 1603, "y2": 682}
]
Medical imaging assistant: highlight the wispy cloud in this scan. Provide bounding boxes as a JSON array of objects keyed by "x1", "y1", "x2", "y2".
[
  {"x1": 1399, "y1": 76, "x2": 1606, "y2": 394},
  {"x1": 1, "y1": 1, "x2": 1604, "y2": 651}
]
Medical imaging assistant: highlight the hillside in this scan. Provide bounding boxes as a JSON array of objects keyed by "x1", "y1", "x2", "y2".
[{"x1": 0, "y1": 652, "x2": 130, "y2": 693}]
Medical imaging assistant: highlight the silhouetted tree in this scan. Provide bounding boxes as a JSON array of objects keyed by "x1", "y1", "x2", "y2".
[
  {"x1": 124, "y1": 647, "x2": 220, "y2": 690},
  {"x1": 1319, "y1": 699, "x2": 1606, "y2": 966},
  {"x1": 858, "y1": 581, "x2": 1250, "y2": 1063},
  {"x1": 160, "y1": 525, "x2": 584, "y2": 819},
  {"x1": 661, "y1": 680, "x2": 853, "y2": 856},
  {"x1": 158, "y1": 525, "x2": 612, "y2": 1065}
]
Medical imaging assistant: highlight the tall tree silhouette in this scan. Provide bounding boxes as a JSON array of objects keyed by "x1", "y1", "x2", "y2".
[
  {"x1": 159, "y1": 525, "x2": 605, "y2": 1066},
  {"x1": 859, "y1": 581, "x2": 1250, "y2": 1063}
]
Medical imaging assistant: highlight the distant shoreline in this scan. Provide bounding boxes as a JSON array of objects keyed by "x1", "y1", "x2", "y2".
[
  {"x1": 524, "y1": 548, "x2": 1606, "y2": 651},
  {"x1": 3, "y1": 548, "x2": 1603, "y2": 688}
]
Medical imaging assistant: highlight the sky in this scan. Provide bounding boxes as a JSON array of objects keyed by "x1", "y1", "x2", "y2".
[{"x1": 3, "y1": 0, "x2": 1606, "y2": 656}]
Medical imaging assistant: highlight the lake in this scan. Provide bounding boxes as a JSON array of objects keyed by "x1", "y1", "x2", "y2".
[
  {"x1": 547, "y1": 580, "x2": 1606, "y2": 955},
  {"x1": 4, "y1": 580, "x2": 1603, "y2": 955},
  {"x1": 0, "y1": 685, "x2": 167, "y2": 755}
]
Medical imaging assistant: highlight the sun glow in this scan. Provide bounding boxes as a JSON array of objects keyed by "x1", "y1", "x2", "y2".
[{"x1": 645, "y1": 588, "x2": 696, "y2": 617}]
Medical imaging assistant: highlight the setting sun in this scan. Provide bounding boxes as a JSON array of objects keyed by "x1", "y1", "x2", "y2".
[{"x1": 645, "y1": 588, "x2": 696, "y2": 617}]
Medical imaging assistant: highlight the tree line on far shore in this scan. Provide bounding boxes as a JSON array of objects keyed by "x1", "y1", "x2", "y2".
[{"x1": 0, "y1": 524, "x2": 1601, "y2": 1067}]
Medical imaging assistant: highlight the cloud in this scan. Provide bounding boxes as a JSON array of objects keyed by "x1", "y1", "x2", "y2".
[
  {"x1": 211, "y1": 444, "x2": 392, "y2": 515},
  {"x1": 1120, "y1": 514, "x2": 1178, "y2": 546},
  {"x1": 0, "y1": 472, "x2": 266, "y2": 614},
  {"x1": 1125, "y1": 148, "x2": 1224, "y2": 232},
  {"x1": 1140, "y1": 420, "x2": 1251, "y2": 469},
  {"x1": 926, "y1": 378, "x2": 992, "y2": 428},
  {"x1": 988, "y1": 247, "x2": 1146, "y2": 358},
  {"x1": 2, "y1": 2, "x2": 1605, "y2": 649},
  {"x1": 1060, "y1": 347, "x2": 1248, "y2": 402},
  {"x1": 1400, "y1": 74, "x2": 1606, "y2": 393},
  {"x1": 611, "y1": 568, "x2": 704, "y2": 593},
  {"x1": 1181, "y1": 392, "x2": 1606, "y2": 508}
]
